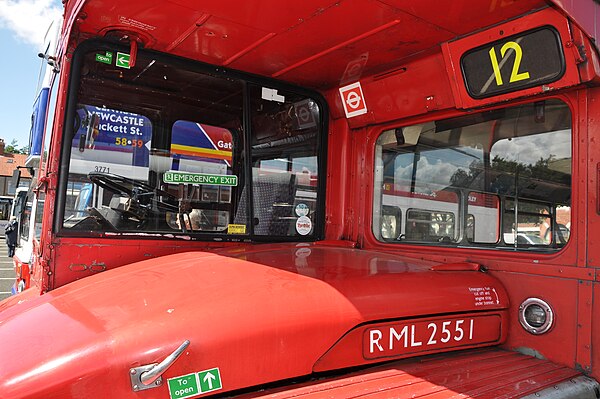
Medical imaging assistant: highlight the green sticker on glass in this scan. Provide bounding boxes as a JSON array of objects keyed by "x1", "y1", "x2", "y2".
[
  {"x1": 95, "y1": 51, "x2": 113, "y2": 65},
  {"x1": 163, "y1": 171, "x2": 238, "y2": 186},
  {"x1": 116, "y1": 52, "x2": 131, "y2": 69}
]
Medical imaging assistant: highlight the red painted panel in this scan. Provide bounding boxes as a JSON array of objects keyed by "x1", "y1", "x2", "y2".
[
  {"x1": 12, "y1": 256, "x2": 30, "y2": 292},
  {"x1": 235, "y1": 6, "x2": 452, "y2": 85},
  {"x1": 80, "y1": 1, "x2": 207, "y2": 47},
  {"x1": 576, "y1": 280, "x2": 593, "y2": 374},
  {"x1": 591, "y1": 283, "x2": 600, "y2": 381},
  {"x1": 586, "y1": 87, "x2": 600, "y2": 267},
  {"x1": 552, "y1": 0, "x2": 600, "y2": 43},
  {"x1": 236, "y1": 349, "x2": 580, "y2": 398},
  {"x1": 68, "y1": 0, "x2": 552, "y2": 89},
  {"x1": 493, "y1": 272, "x2": 579, "y2": 369},
  {"x1": 379, "y1": 0, "x2": 545, "y2": 36},
  {"x1": 49, "y1": 237, "x2": 237, "y2": 289},
  {"x1": 362, "y1": 316, "x2": 501, "y2": 360},
  {"x1": 315, "y1": 312, "x2": 507, "y2": 371},
  {"x1": 0, "y1": 245, "x2": 509, "y2": 397},
  {"x1": 174, "y1": 15, "x2": 272, "y2": 65},
  {"x1": 333, "y1": 52, "x2": 456, "y2": 126},
  {"x1": 167, "y1": 0, "x2": 345, "y2": 33}
]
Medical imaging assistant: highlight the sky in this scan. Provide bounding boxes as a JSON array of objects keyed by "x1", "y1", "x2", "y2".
[{"x1": 0, "y1": 0, "x2": 62, "y2": 150}]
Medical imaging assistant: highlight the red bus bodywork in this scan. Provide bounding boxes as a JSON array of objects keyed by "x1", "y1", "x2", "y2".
[{"x1": 2, "y1": 1, "x2": 600, "y2": 398}]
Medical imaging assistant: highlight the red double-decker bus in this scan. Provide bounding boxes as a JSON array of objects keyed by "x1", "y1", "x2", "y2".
[{"x1": 2, "y1": 1, "x2": 600, "y2": 398}]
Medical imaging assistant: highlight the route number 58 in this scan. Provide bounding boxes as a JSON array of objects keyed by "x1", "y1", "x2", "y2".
[{"x1": 488, "y1": 41, "x2": 530, "y2": 86}]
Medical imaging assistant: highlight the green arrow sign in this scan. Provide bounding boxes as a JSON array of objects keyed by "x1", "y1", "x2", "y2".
[
  {"x1": 167, "y1": 373, "x2": 199, "y2": 399},
  {"x1": 198, "y1": 368, "x2": 222, "y2": 393},
  {"x1": 163, "y1": 171, "x2": 238, "y2": 186},
  {"x1": 116, "y1": 52, "x2": 131, "y2": 69}
]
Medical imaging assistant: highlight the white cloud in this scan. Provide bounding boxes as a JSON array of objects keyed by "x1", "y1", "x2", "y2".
[
  {"x1": 491, "y1": 130, "x2": 571, "y2": 166},
  {"x1": 0, "y1": 0, "x2": 62, "y2": 48}
]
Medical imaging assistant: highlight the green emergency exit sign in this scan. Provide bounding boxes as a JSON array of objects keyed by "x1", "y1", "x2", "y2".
[
  {"x1": 116, "y1": 52, "x2": 131, "y2": 69},
  {"x1": 198, "y1": 368, "x2": 222, "y2": 393},
  {"x1": 163, "y1": 171, "x2": 238, "y2": 186}
]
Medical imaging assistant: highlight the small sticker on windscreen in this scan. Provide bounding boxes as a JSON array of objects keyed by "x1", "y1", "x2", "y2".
[
  {"x1": 261, "y1": 87, "x2": 285, "y2": 103},
  {"x1": 296, "y1": 216, "x2": 312, "y2": 235},
  {"x1": 163, "y1": 170, "x2": 238, "y2": 186},
  {"x1": 227, "y1": 224, "x2": 246, "y2": 234},
  {"x1": 95, "y1": 52, "x2": 113, "y2": 65},
  {"x1": 295, "y1": 203, "x2": 309, "y2": 217}
]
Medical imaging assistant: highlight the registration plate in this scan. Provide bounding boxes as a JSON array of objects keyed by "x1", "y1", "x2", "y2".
[{"x1": 363, "y1": 315, "x2": 501, "y2": 359}]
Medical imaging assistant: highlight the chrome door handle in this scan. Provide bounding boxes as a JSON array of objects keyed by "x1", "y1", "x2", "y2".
[{"x1": 130, "y1": 340, "x2": 190, "y2": 392}]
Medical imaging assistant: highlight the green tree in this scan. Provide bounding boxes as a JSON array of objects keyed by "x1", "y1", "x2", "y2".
[{"x1": 4, "y1": 139, "x2": 27, "y2": 154}]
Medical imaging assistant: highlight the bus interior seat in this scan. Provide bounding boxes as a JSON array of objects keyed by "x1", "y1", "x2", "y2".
[{"x1": 234, "y1": 173, "x2": 296, "y2": 235}]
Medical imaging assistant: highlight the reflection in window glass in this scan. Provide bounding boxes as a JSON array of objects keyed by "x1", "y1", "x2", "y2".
[
  {"x1": 503, "y1": 200, "x2": 552, "y2": 246},
  {"x1": 41, "y1": 74, "x2": 59, "y2": 171},
  {"x1": 381, "y1": 206, "x2": 402, "y2": 241},
  {"x1": 373, "y1": 100, "x2": 571, "y2": 250},
  {"x1": 71, "y1": 105, "x2": 152, "y2": 178},
  {"x1": 59, "y1": 46, "x2": 324, "y2": 240},
  {"x1": 0, "y1": 197, "x2": 12, "y2": 222},
  {"x1": 406, "y1": 209, "x2": 456, "y2": 242},
  {"x1": 162, "y1": 121, "x2": 235, "y2": 232},
  {"x1": 468, "y1": 192, "x2": 499, "y2": 244},
  {"x1": 19, "y1": 190, "x2": 45, "y2": 242},
  {"x1": 19, "y1": 190, "x2": 37, "y2": 242},
  {"x1": 246, "y1": 85, "x2": 321, "y2": 236},
  {"x1": 466, "y1": 214, "x2": 475, "y2": 242},
  {"x1": 35, "y1": 192, "x2": 45, "y2": 240}
]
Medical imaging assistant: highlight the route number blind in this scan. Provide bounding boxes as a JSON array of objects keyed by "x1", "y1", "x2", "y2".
[{"x1": 460, "y1": 27, "x2": 565, "y2": 99}]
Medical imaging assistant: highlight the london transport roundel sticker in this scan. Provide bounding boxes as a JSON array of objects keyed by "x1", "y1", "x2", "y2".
[
  {"x1": 339, "y1": 81, "x2": 368, "y2": 118},
  {"x1": 295, "y1": 203, "x2": 310, "y2": 217},
  {"x1": 294, "y1": 99, "x2": 317, "y2": 129},
  {"x1": 296, "y1": 216, "x2": 312, "y2": 236}
]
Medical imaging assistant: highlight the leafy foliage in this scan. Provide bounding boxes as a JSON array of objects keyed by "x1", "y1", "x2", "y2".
[{"x1": 4, "y1": 139, "x2": 29, "y2": 155}]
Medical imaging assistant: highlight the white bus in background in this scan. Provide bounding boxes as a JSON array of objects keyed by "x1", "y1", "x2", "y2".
[
  {"x1": 11, "y1": 187, "x2": 39, "y2": 294},
  {"x1": 0, "y1": 196, "x2": 14, "y2": 236},
  {"x1": 378, "y1": 186, "x2": 568, "y2": 247},
  {"x1": 11, "y1": 18, "x2": 61, "y2": 294}
]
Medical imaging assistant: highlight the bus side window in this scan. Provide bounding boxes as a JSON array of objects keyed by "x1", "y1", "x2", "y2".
[
  {"x1": 467, "y1": 192, "x2": 500, "y2": 244},
  {"x1": 374, "y1": 99, "x2": 571, "y2": 251},
  {"x1": 503, "y1": 199, "x2": 552, "y2": 246},
  {"x1": 19, "y1": 192, "x2": 34, "y2": 242},
  {"x1": 34, "y1": 192, "x2": 45, "y2": 240},
  {"x1": 381, "y1": 206, "x2": 402, "y2": 241},
  {"x1": 405, "y1": 209, "x2": 456, "y2": 243}
]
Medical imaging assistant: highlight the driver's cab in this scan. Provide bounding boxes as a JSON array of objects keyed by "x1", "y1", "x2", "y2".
[{"x1": 58, "y1": 42, "x2": 324, "y2": 241}]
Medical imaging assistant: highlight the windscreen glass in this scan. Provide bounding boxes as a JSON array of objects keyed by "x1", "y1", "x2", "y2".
[{"x1": 60, "y1": 45, "x2": 323, "y2": 239}]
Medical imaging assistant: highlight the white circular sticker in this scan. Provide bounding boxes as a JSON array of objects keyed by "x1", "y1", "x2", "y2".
[
  {"x1": 296, "y1": 216, "x2": 312, "y2": 236},
  {"x1": 295, "y1": 203, "x2": 310, "y2": 217}
]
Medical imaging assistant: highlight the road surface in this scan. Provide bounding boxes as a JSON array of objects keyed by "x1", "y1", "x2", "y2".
[{"x1": 0, "y1": 243, "x2": 14, "y2": 301}]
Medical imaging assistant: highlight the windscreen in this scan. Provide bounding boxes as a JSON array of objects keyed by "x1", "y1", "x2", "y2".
[{"x1": 59, "y1": 44, "x2": 324, "y2": 240}]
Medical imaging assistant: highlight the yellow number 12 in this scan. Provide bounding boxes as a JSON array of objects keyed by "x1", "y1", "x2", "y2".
[{"x1": 489, "y1": 41, "x2": 530, "y2": 86}]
